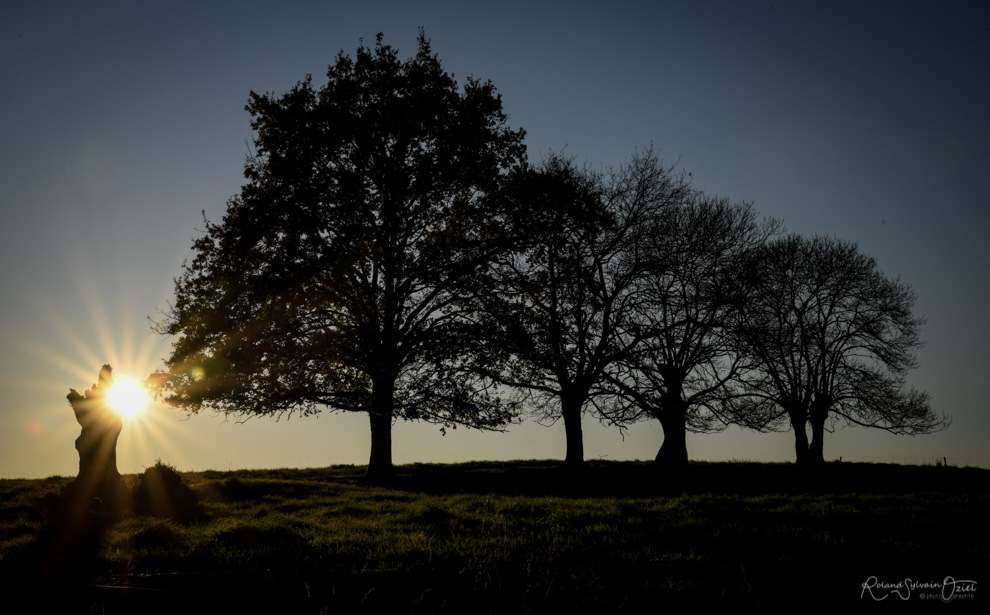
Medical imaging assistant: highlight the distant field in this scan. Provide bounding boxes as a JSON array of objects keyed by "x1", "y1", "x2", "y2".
[{"x1": 1, "y1": 460, "x2": 986, "y2": 613}]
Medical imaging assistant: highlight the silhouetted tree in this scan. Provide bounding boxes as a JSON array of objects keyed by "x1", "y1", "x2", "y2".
[
  {"x1": 734, "y1": 235, "x2": 948, "y2": 466},
  {"x1": 603, "y1": 196, "x2": 780, "y2": 468},
  {"x1": 152, "y1": 33, "x2": 526, "y2": 481},
  {"x1": 481, "y1": 149, "x2": 690, "y2": 470}
]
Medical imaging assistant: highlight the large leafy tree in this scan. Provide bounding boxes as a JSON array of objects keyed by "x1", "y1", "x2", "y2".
[
  {"x1": 603, "y1": 196, "x2": 779, "y2": 468},
  {"x1": 153, "y1": 33, "x2": 527, "y2": 481},
  {"x1": 734, "y1": 235, "x2": 948, "y2": 465},
  {"x1": 482, "y1": 149, "x2": 690, "y2": 469}
]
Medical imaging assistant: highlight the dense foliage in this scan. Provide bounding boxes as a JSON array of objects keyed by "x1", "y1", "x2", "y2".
[{"x1": 153, "y1": 33, "x2": 527, "y2": 480}]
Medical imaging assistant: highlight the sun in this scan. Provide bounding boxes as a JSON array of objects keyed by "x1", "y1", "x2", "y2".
[{"x1": 108, "y1": 378, "x2": 147, "y2": 418}]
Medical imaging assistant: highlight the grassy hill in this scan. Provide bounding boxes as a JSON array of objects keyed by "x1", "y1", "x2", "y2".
[{"x1": 1, "y1": 460, "x2": 987, "y2": 613}]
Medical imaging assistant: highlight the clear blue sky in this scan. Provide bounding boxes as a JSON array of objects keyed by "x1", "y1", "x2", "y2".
[{"x1": 2, "y1": 1, "x2": 988, "y2": 478}]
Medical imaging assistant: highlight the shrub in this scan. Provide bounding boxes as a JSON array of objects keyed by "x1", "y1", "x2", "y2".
[{"x1": 133, "y1": 459, "x2": 199, "y2": 521}]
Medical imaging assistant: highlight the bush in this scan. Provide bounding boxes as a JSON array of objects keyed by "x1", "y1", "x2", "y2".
[{"x1": 133, "y1": 459, "x2": 199, "y2": 521}]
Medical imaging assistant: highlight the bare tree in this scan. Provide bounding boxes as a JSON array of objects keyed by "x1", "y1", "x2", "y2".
[
  {"x1": 734, "y1": 234, "x2": 948, "y2": 465},
  {"x1": 603, "y1": 196, "x2": 780, "y2": 468},
  {"x1": 482, "y1": 148, "x2": 690, "y2": 470}
]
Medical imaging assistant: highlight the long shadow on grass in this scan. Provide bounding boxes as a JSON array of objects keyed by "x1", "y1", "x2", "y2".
[
  {"x1": 383, "y1": 460, "x2": 990, "y2": 498},
  {"x1": 3, "y1": 462, "x2": 986, "y2": 613}
]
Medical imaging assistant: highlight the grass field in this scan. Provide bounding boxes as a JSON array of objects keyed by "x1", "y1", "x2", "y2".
[{"x1": 1, "y1": 460, "x2": 986, "y2": 613}]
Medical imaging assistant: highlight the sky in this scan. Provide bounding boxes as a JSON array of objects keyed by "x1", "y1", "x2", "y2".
[{"x1": 2, "y1": 1, "x2": 988, "y2": 479}]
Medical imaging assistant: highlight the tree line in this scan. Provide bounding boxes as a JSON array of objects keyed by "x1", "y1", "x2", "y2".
[{"x1": 151, "y1": 33, "x2": 948, "y2": 481}]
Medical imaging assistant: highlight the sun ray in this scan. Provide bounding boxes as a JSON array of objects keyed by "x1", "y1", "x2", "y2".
[
  {"x1": 12, "y1": 286, "x2": 186, "y2": 475},
  {"x1": 108, "y1": 378, "x2": 146, "y2": 418}
]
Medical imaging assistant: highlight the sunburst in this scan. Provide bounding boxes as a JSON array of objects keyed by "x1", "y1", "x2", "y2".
[
  {"x1": 108, "y1": 377, "x2": 147, "y2": 418},
  {"x1": 9, "y1": 276, "x2": 212, "y2": 476}
]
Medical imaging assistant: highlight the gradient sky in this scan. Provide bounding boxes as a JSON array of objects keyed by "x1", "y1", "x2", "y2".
[{"x1": 2, "y1": 1, "x2": 988, "y2": 478}]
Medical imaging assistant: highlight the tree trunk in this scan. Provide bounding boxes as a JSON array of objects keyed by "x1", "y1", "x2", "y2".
[
  {"x1": 561, "y1": 394, "x2": 584, "y2": 471},
  {"x1": 808, "y1": 418, "x2": 826, "y2": 466},
  {"x1": 364, "y1": 378, "x2": 395, "y2": 483},
  {"x1": 65, "y1": 365, "x2": 125, "y2": 508},
  {"x1": 808, "y1": 395, "x2": 831, "y2": 466},
  {"x1": 654, "y1": 396, "x2": 689, "y2": 469},
  {"x1": 366, "y1": 411, "x2": 393, "y2": 482},
  {"x1": 790, "y1": 413, "x2": 811, "y2": 466}
]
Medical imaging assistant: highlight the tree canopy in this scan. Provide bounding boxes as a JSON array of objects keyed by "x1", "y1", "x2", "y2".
[
  {"x1": 153, "y1": 33, "x2": 527, "y2": 481},
  {"x1": 734, "y1": 235, "x2": 948, "y2": 465},
  {"x1": 603, "y1": 195, "x2": 780, "y2": 467},
  {"x1": 480, "y1": 149, "x2": 691, "y2": 469},
  {"x1": 150, "y1": 33, "x2": 945, "y2": 475}
]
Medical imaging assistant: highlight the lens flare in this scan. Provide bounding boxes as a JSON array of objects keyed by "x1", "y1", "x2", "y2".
[{"x1": 108, "y1": 378, "x2": 147, "y2": 418}]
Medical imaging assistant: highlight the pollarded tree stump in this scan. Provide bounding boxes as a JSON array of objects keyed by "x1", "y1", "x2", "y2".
[
  {"x1": 64, "y1": 364, "x2": 126, "y2": 512},
  {"x1": 16, "y1": 366, "x2": 131, "y2": 593}
]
